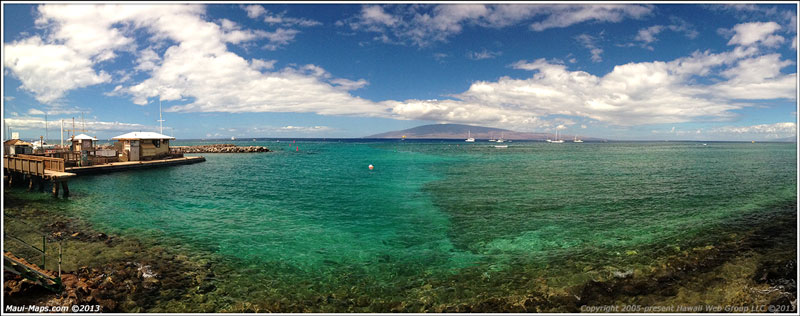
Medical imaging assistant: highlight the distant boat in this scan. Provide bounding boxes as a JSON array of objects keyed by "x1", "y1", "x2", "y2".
[
  {"x1": 231, "y1": 136, "x2": 236, "y2": 141},
  {"x1": 465, "y1": 130, "x2": 475, "y2": 142},
  {"x1": 494, "y1": 145, "x2": 508, "y2": 148},
  {"x1": 253, "y1": 138, "x2": 256, "y2": 141},
  {"x1": 496, "y1": 132, "x2": 505, "y2": 143},
  {"x1": 489, "y1": 132, "x2": 497, "y2": 142},
  {"x1": 550, "y1": 130, "x2": 564, "y2": 143},
  {"x1": 573, "y1": 135, "x2": 584, "y2": 143}
]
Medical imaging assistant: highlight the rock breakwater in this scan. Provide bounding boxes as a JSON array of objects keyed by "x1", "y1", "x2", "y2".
[{"x1": 175, "y1": 144, "x2": 269, "y2": 153}]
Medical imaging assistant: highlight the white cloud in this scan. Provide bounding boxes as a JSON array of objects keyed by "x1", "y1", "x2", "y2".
[
  {"x1": 726, "y1": 21, "x2": 785, "y2": 47},
  {"x1": 242, "y1": 5, "x2": 321, "y2": 27},
  {"x1": 575, "y1": 34, "x2": 603, "y2": 62},
  {"x1": 340, "y1": 4, "x2": 652, "y2": 47},
  {"x1": 28, "y1": 109, "x2": 46, "y2": 115},
  {"x1": 709, "y1": 122, "x2": 796, "y2": 139},
  {"x1": 635, "y1": 25, "x2": 664, "y2": 44},
  {"x1": 279, "y1": 125, "x2": 332, "y2": 133},
  {"x1": 244, "y1": 5, "x2": 266, "y2": 19},
  {"x1": 4, "y1": 116, "x2": 151, "y2": 132},
  {"x1": 135, "y1": 48, "x2": 161, "y2": 72},
  {"x1": 528, "y1": 4, "x2": 652, "y2": 31},
  {"x1": 250, "y1": 58, "x2": 277, "y2": 71},
  {"x1": 467, "y1": 49, "x2": 501, "y2": 60},
  {"x1": 330, "y1": 78, "x2": 369, "y2": 91},
  {"x1": 384, "y1": 44, "x2": 795, "y2": 129},
  {"x1": 4, "y1": 36, "x2": 112, "y2": 104},
  {"x1": 632, "y1": 18, "x2": 697, "y2": 50},
  {"x1": 261, "y1": 28, "x2": 301, "y2": 50}
]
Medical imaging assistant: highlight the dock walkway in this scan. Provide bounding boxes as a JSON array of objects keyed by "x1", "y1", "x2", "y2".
[{"x1": 66, "y1": 156, "x2": 205, "y2": 175}]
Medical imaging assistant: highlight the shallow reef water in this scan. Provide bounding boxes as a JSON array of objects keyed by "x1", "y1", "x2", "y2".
[{"x1": 3, "y1": 140, "x2": 797, "y2": 312}]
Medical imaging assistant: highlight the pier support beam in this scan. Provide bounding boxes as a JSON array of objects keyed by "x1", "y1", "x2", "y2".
[
  {"x1": 52, "y1": 181, "x2": 60, "y2": 198},
  {"x1": 28, "y1": 176, "x2": 35, "y2": 192},
  {"x1": 37, "y1": 177, "x2": 45, "y2": 192},
  {"x1": 61, "y1": 181, "x2": 70, "y2": 198}
]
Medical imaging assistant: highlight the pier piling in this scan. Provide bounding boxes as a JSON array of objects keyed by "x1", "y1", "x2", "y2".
[
  {"x1": 52, "y1": 181, "x2": 59, "y2": 198},
  {"x1": 61, "y1": 182, "x2": 69, "y2": 198}
]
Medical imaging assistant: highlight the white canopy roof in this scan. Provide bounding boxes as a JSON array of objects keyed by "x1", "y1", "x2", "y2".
[
  {"x1": 112, "y1": 132, "x2": 175, "y2": 140},
  {"x1": 72, "y1": 133, "x2": 98, "y2": 141}
]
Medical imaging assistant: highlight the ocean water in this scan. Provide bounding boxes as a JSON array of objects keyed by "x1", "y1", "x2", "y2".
[{"x1": 7, "y1": 140, "x2": 797, "y2": 310}]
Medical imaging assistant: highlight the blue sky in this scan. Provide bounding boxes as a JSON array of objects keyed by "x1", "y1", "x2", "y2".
[{"x1": 2, "y1": 2, "x2": 798, "y2": 140}]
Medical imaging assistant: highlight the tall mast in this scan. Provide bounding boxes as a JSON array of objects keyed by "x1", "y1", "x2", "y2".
[
  {"x1": 61, "y1": 119, "x2": 64, "y2": 147},
  {"x1": 45, "y1": 113, "x2": 48, "y2": 143},
  {"x1": 158, "y1": 99, "x2": 165, "y2": 134}
]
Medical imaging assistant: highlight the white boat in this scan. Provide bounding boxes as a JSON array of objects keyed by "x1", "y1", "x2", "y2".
[
  {"x1": 550, "y1": 130, "x2": 564, "y2": 143},
  {"x1": 489, "y1": 132, "x2": 497, "y2": 142},
  {"x1": 573, "y1": 135, "x2": 584, "y2": 143},
  {"x1": 32, "y1": 140, "x2": 56, "y2": 151},
  {"x1": 231, "y1": 136, "x2": 236, "y2": 141},
  {"x1": 496, "y1": 132, "x2": 505, "y2": 143},
  {"x1": 494, "y1": 145, "x2": 508, "y2": 148},
  {"x1": 465, "y1": 130, "x2": 475, "y2": 142}
]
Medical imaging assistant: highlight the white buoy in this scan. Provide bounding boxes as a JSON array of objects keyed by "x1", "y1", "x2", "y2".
[{"x1": 369, "y1": 164, "x2": 374, "y2": 170}]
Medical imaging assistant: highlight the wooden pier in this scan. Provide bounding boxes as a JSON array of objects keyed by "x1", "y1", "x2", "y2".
[
  {"x1": 65, "y1": 156, "x2": 205, "y2": 175},
  {"x1": 5, "y1": 155, "x2": 205, "y2": 197},
  {"x1": 4, "y1": 155, "x2": 76, "y2": 198}
]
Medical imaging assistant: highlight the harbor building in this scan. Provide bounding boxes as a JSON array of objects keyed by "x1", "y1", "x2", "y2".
[{"x1": 112, "y1": 132, "x2": 175, "y2": 161}]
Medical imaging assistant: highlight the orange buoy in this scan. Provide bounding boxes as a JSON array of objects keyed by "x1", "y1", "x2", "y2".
[{"x1": 368, "y1": 164, "x2": 374, "y2": 170}]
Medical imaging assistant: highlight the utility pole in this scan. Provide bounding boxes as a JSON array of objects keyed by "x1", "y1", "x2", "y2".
[
  {"x1": 61, "y1": 119, "x2": 64, "y2": 147},
  {"x1": 45, "y1": 113, "x2": 48, "y2": 143}
]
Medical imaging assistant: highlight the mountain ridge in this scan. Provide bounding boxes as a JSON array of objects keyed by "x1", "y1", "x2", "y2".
[{"x1": 366, "y1": 123, "x2": 598, "y2": 141}]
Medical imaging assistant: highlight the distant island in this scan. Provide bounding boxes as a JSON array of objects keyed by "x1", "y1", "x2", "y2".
[{"x1": 366, "y1": 123, "x2": 598, "y2": 141}]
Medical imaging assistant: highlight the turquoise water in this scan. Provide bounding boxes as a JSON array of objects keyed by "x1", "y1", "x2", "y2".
[{"x1": 8, "y1": 140, "x2": 797, "y2": 309}]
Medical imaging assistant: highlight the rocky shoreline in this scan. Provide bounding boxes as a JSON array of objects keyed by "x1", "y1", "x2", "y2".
[
  {"x1": 174, "y1": 144, "x2": 270, "y2": 153},
  {"x1": 2, "y1": 197, "x2": 221, "y2": 313}
]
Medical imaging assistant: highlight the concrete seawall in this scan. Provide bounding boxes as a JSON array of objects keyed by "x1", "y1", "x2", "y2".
[{"x1": 173, "y1": 144, "x2": 270, "y2": 153}]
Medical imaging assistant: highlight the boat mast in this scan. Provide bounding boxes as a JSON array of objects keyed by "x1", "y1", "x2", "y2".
[{"x1": 158, "y1": 99, "x2": 165, "y2": 134}]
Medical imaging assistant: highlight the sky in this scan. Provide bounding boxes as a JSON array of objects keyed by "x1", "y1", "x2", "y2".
[{"x1": 2, "y1": 2, "x2": 798, "y2": 141}]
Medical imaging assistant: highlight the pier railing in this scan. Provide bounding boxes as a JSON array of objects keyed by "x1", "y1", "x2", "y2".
[
  {"x1": 46, "y1": 151, "x2": 80, "y2": 164},
  {"x1": 14, "y1": 154, "x2": 66, "y2": 172},
  {"x1": 4, "y1": 156, "x2": 46, "y2": 177}
]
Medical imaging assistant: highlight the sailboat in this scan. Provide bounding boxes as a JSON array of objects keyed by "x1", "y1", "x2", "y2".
[
  {"x1": 573, "y1": 135, "x2": 583, "y2": 143},
  {"x1": 489, "y1": 132, "x2": 497, "y2": 142},
  {"x1": 496, "y1": 132, "x2": 505, "y2": 143},
  {"x1": 465, "y1": 130, "x2": 475, "y2": 142},
  {"x1": 551, "y1": 130, "x2": 564, "y2": 143}
]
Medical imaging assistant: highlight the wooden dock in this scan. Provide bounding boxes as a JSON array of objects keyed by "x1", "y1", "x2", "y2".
[
  {"x1": 5, "y1": 155, "x2": 204, "y2": 197},
  {"x1": 4, "y1": 155, "x2": 76, "y2": 197},
  {"x1": 65, "y1": 156, "x2": 205, "y2": 175}
]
